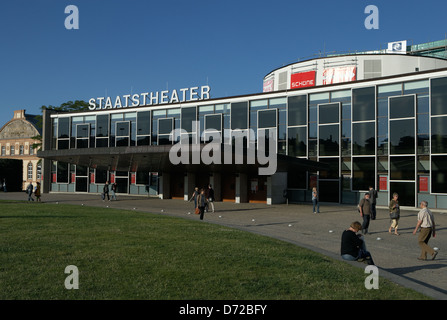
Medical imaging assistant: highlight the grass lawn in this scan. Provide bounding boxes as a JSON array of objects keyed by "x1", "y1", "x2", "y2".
[{"x1": 0, "y1": 201, "x2": 429, "y2": 300}]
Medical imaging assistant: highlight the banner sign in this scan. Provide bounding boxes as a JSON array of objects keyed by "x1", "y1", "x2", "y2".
[
  {"x1": 322, "y1": 66, "x2": 356, "y2": 85},
  {"x1": 387, "y1": 40, "x2": 407, "y2": 54},
  {"x1": 290, "y1": 71, "x2": 316, "y2": 89},
  {"x1": 263, "y1": 79, "x2": 274, "y2": 92},
  {"x1": 88, "y1": 85, "x2": 211, "y2": 111}
]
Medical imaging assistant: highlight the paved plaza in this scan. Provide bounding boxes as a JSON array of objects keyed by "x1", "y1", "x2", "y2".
[{"x1": 1, "y1": 192, "x2": 446, "y2": 300}]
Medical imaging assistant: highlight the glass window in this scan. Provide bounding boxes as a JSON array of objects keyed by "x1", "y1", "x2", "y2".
[
  {"x1": 287, "y1": 126, "x2": 306, "y2": 157},
  {"x1": 390, "y1": 119, "x2": 415, "y2": 154},
  {"x1": 330, "y1": 90, "x2": 351, "y2": 102},
  {"x1": 27, "y1": 162, "x2": 33, "y2": 179},
  {"x1": 431, "y1": 77, "x2": 447, "y2": 115},
  {"x1": 319, "y1": 157, "x2": 339, "y2": 179},
  {"x1": 57, "y1": 162, "x2": 69, "y2": 183},
  {"x1": 116, "y1": 122, "x2": 130, "y2": 137},
  {"x1": 158, "y1": 118, "x2": 173, "y2": 135},
  {"x1": 432, "y1": 155, "x2": 447, "y2": 193},
  {"x1": 389, "y1": 95, "x2": 415, "y2": 119},
  {"x1": 231, "y1": 102, "x2": 248, "y2": 130},
  {"x1": 431, "y1": 116, "x2": 447, "y2": 153},
  {"x1": 96, "y1": 114, "x2": 109, "y2": 137},
  {"x1": 319, "y1": 125, "x2": 339, "y2": 156},
  {"x1": 389, "y1": 181, "x2": 415, "y2": 206},
  {"x1": 377, "y1": 83, "x2": 402, "y2": 97},
  {"x1": 352, "y1": 87, "x2": 375, "y2": 121},
  {"x1": 319, "y1": 103, "x2": 339, "y2": 124},
  {"x1": 76, "y1": 124, "x2": 89, "y2": 138},
  {"x1": 58, "y1": 117, "x2": 70, "y2": 139},
  {"x1": 404, "y1": 80, "x2": 429, "y2": 94},
  {"x1": 352, "y1": 122, "x2": 375, "y2": 155},
  {"x1": 287, "y1": 95, "x2": 307, "y2": 126},
  {"x1": 181, "y1": 106, "x2": 197, "y2": 133},
  {"x1": 205, "y1": 114, "x2": 222, "y2": 131},
  {"x1": 258, "y1": 109, "x2": 277, "y2": 128},
  {"x1": 352, "y1": 157, "x2": 375, "y2": 190},
  {"x1": 137, "y1": 111, "x2": 151, "y2": 136},
  {"x1": 417, "y1": 94, "x2": 429, "y2": 114},
  {"x1": 390, "y1": 156, "x2": 415, "y2": 180}
]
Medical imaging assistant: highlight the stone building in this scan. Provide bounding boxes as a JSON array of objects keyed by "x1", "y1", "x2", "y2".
[{"x1": 0, "y1": 110, "x2": 42, "y2": 190}]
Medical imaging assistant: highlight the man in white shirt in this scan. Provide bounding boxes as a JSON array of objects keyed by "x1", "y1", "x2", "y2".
[{"x1": 413, "y1": 201, "x2": 437, "y2": 260}]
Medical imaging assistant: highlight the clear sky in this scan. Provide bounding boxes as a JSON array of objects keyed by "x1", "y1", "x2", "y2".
[{"x1": 0, "y1": 0, "x2": 446, "y2": 123}]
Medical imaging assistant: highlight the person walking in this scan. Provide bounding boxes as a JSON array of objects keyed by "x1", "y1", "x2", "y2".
[
  {"x1": 368, "y1": 186, "x2": 378, "y2": 220},
  {"x1": 188, "y1": 187, "x2": 199, "y2": 209},
  {"x1": 413, "y1": 201, "x2": 438, "y2": 261},
  {"x1": 34, "y1": 182, "x2": 41, "y2": 202},
  {"x1": 26, "y1": 182, "x2": 34, "y2": 201},
  {"x1": 110, "y1": 182, "x2": 117, "y2": 200},
  {"x1": 388, "y1": 192, "x2": 400, "y2": 235},
  {"x1": 103, "y1": 181, "x2": 110, "y2": 201},
  {"x1": 197, "y1": 188, "x2": 207, "y2": 220},
  {"x1": 358, "y1": 193, "x2": 372, "y2": 234},
  {"x1": 312, "y1": 187, "x2": 320, "y2": 214}
]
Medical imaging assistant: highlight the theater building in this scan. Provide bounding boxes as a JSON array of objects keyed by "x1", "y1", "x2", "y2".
[{"x1": 38, "y1": 40, "x2": 447, "y2": 208}]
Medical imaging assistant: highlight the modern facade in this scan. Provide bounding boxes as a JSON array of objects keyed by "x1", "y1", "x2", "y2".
[{"x1": 37, "y1": 41, "x2": 447, "y2": 209}]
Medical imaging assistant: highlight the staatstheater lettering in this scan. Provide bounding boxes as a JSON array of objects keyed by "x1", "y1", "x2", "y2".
[{"x1": 88, "y1": 85, "x2": 211, "y2": 110}]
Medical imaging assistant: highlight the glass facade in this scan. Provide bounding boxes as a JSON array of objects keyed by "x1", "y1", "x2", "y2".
[{"x1": 47, "y1": 74, "x2": 447, "y2": 208}]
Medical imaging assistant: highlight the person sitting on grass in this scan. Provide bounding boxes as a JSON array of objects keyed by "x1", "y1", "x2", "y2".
[{"x1": 341, "y1": 221, "x2": 375, "y2": 265}]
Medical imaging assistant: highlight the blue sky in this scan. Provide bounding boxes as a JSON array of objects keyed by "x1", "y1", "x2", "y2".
[{"x1": 0, "y1": 0, "x2": 446, "y2": 124}]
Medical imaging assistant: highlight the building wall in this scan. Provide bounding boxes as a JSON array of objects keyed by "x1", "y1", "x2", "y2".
[
  {"x1": 0, "y1": 110, "x2": 41, "y2": 190},
  {"x1": 264, "y1": 54, "x2": 447, "y2": 92}
]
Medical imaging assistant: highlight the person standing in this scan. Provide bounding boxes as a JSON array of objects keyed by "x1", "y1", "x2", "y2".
[
  {"x1": 358, "y1": 193, "x2": 372, "y2": 234},
  {"x1": 413, "y1": 201, "x2": 438, "y2": 260},
  {"x1": 388, "y1": 192, "x2": 400, "y2": 235},
  {"x1": 368, "y1": 186, "x2": 378, "y2": 220},
  {"x1": 26, "y1": 182, "x2": 34, "y2": 201},
  {"x1": 207, "y1": 184, "x2": 215, "y2": 213},
  {"x1": 103, "y1": 181, "x2": 110, "y2": 201},
  {"x1": 312, "y1": 187, "x2": 320, "y2": 214},
  {"x1": 197, "y1": 188, "x2": 207, "y2": 220}
]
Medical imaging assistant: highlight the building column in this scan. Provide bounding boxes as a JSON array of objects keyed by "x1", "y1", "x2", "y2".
[
  {"x1": 235, "y1": 173, "x2": 248, "y2": 203},
  {"x1": 210, "y1": 172, "x2": 221, "y2": 201},
  {"x1": 184, "y1": 172, "x2": 196, "y2": 201},
  {"x1": 159, "y1": 172, "x2": 170, "y2": 199},
  {"x1": 40, "y1": 108, "x2": 55, "y2": 194},
  {"x1": 266, "y1": 172, "x2": 287, "y2": 205}
]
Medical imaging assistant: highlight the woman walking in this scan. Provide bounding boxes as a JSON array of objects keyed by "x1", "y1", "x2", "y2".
[{"x1": 388, "y1": 192, "x2": 400, "y2": 235}]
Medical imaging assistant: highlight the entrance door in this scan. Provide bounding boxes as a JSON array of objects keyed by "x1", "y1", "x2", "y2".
[
  {"x1": 75, "y1": 165, "x2": 88, "y2": 192},
  {"x1": 248, "y1": 176, "x2": 267, "y2": 203},
  {"x1": 170, "y1": 173, "x2": 184, "y2": 199},
  {"x1": 222, "y1": 174, "x2": 235, "y2": 202},
  {"x1": 114, "y1": 171, "x2": 129, "y2": 193}
]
